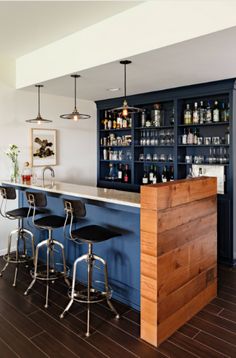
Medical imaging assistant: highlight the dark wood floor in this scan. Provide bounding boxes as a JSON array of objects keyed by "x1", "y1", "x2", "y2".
[{"x1": 0, "y1": 258, "x2": 236, "y2": 358}]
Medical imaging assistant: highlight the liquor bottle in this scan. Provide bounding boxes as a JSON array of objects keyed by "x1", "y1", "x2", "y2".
[
  {"x1": 108, "y1": 113, "x2": 112, "y2": 129},
  {"x1": 170, "y1": 107, "x2": 175, "y2": 126},
  {"x1": 123, "y1": 164, "x2": 130, "y2": 183},
  {"x1": 122, "y1": 116, "x2": 127, "y2": 128},
  {"x1": 108, "y1": 163, "x2": 114, "y2": 180},
  {"x1": 117, "y1": 113, "x2": 122, "y2": 128},
  {"x1": 142, "y1": 167, "x2": 149, "y2": 184},
  {"x1": 225, "y1": 127, "x2": 230, "y2": 145},
  {"x1": 21, "y1": 161, "x2": 32, "y2": 184},
  {"x1": 113, "y1": 115, "x2": 117, "y2": 129},
  {"x1": 226, "y1": 102, "x2": 230, "y2": 122},
  {"x1": 152, "y1": 166, "x2": 157, "y2": 184},
  {"x1": 169, "y1": 166, "x2": 174, "y2": 181},
  {"x1": 161, "y1": 166, "x2": 168, "y2": 183},
  {"x1": 150, "y1": 131, "x2": 155, "y2": 146},
  {"x1": 104, "y1": 110, "x2": 108, "y2": 129},
  {"x1": 199, "y1": 101, "x2": 205, "y2": 124},
  {"x1": 184, "y1": 104, "x2": 192, "y2": 124},
  {"x1": 205, "y1": 101, "x2": 212, "y2": 123},
  {"x1": 149, "y1": 165, "x2": 154, "y2": 183},
  {"x1": 193, "y1": 128, "x2": 199, "y2": 145},
  {"x1": 146, "y1": 131, "x2": 150, "y2": 146},
  {"x1": 182, "y1": 128, "x2": 187, "y2": 145},
  {"x1": 128, "y1": 115, "x2": 132, "y2": 128},
  {"x1": 192, "y1": 102, "x2": 199, "y2": 124},
  {"x1": 220, "y1": 102, "x2": 227, "y2": 122},
  {"x1": 118, "y1": 163, "x2": 123, "y2": 182},
  {"x1": 145, "y1": 112, "x2": 152, "y2": 127},
  {"x1": 152, "y1": 103, "x2": 161, "y2": 127},
  {"x1": 187, "y1": 128, "x2": 194, "y2": 145},
  {"x1": 141, "y1": 111, "x2": 146, "y2": 127},
  {"x1": 213, "y1": 100, "x2": 220, "y2": 122}
]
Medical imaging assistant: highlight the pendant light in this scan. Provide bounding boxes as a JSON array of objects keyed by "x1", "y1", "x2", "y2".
[
  {"x1": 26, "y1": 85, "x2": 52, "y2": 124},
  {"x1": 110, "y1": 60, "x2": 142, "y2": 117},
  {"x1": 60, "y1": 74, "x2": 91, "y2": 121}
]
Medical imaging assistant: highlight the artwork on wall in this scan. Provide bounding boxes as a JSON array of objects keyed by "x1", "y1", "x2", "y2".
[{"x1": 31, "y1": 128, "x2": 57, "y2": 167}]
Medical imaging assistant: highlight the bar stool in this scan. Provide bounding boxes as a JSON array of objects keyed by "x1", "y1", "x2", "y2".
[
  {"x1": 0, "y1": 186, "x2": 35, "y2": 287},
  {"x1": 24, "y1": 191, "x2": 70, "y2": 308},
  {"x1": 60, "y1": 199, "x2": 120, "y2": 337}
]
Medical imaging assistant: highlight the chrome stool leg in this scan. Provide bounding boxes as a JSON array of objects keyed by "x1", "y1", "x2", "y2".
[
  {"x1": 12, "y1": 232, "x2": 19, "y2": 287},
  {"x1": 93, "y1": 254, "x2": 119, "y2": 319},
  {"x1": 60, "y1": 256, "x2": 78, "y2": 318},
  {"x1": 53, "y1": 240, "x2": 70, "y2": 288},
  {"x1": 86, "y1": 243, "x2": 93, "y2": 337},
  {"x1": 24, "y1": 240, "x2": 43, "y2": 295},
  {"x1": 45, "y1": 243, "x2": 50, "y2": 308},
  {"x1": 0, "y1": 231, "x2": 12, "y2": 277}
]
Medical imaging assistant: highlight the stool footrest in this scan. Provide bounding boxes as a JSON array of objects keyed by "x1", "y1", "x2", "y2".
[
  {"x1": 30, "y1": 263, "x2": 70, "y2": 281},
  {"x1": 3, "y1": 252, "x2": 32, "y2": 265},
  {"x1": 68, "y1": 280, "x2": 112, "y2": 304}
]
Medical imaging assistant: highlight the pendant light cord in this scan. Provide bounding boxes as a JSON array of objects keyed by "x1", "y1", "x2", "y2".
[
  {"x1": 74, "y1": 76, "x2": 77, "y2": 111},
  {"x1": 38, "y1": 86, "x2": 41, "y2": 117},
  {"x1": 124, "y1": 63, "x2": 127, "y2": 100}
]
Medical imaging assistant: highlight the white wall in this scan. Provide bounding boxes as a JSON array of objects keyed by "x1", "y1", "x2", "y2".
[{"x1": 0, "y1": 57, "x2": 97, "y2": 252}]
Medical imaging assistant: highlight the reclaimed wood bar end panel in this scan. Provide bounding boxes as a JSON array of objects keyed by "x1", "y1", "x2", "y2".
[{"x1": 140, "y1": 177, "x2": 217, "y2": 347}]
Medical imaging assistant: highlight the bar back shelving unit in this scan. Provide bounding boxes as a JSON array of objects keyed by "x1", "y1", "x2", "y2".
[{"x1": 96, "y1": 79, "x2": 236, "y2": 266}]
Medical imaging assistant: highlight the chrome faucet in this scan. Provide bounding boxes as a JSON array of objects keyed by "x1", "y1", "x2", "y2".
[{"x1": 42, "y1": 166, "x2": 55, "y2": 185}]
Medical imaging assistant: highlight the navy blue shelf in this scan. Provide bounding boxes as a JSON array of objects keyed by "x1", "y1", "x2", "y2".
[
  {"x1": 100, "y1": 145, "x2": 132, "y2": 148},
  {"x1": 135, "y1": 161, "x2": 173, "y2": 164},
  {"x1": 100, "y1": 160, "x2": 132, "y2": 163},
  {"x1": 178, "y1": 162, "x2": 229, "y2": 166},
  {"x1": 134, "y1": 145, "x2": 174, "y2": 148},
  {"x1": 135, "y1": 126, "x2": 174, "y2": 130},
  {"x1": 178, "y1": 144, "x2": 229, "y2": 147},
  {"x1": 178, "y1": 122, "x2": 229, "y2": 127},
  {"x1": 100, "y1": 128, "x2": 131, "y2": 132}
]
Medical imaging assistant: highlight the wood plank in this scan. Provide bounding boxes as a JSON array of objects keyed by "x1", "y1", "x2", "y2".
[
  {"x1": 157, "y1": 280, "x2": 217, "y2": 344},
  {"x1": 141, "y1": 252, "x2": 157, "y2": 280},
  {"x1": 158, "y1": 267, "x2": 217, "y2": 322},
  {"x1": 140, "y1": 208, "x2": 158, "y2": 234},
  {"x1": 158, "y1": 212, "x2": 217, "y2": 256},
  {"x1": 158, "y1": 195, "x2": 216, "y2": 233},
  {"x1": 141, "y1": 230, "x2": 157, "y2": 257}
]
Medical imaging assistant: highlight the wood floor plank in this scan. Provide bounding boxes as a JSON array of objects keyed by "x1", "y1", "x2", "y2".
[
  {"x1": 202, "y1": 303, "x2": 224, "y2": 315},
  {"x1": 0, "y1": 337, "x2": 20, "y2": 358},
  {"x1": 31, "y1": 331, "x2": 79, "y2": 358},
  {"x1": 158, "y1": 340, "x2": 197, "y2": 358},
  {"x1": 28, "y1": 310, "x2": 106, "y2": 358},
  {"x1": 212, "y1": 297, "x2": 236, "y2": 313},
  {"x1": 197, "y1": 309, "x2": 236, "y2": 333},
  {"x1": 194, "y1": 331, "x2": 236, "y2": 357},
  {"x1": 188, "y1": 315, "x2": 236, "y2": 346},
  {"x1": 0, "y1": 315, "x2": 48, "y2": 358},
  {"x1": 177, "y1": 324, "x2": 199, "y2": 338},
  {"x1": 122, "y1": 309, "x2": 140, "y2": 325},
  {"x1": 0, "y1": 296, "x2": 43, "y2": 338},
  {"x1": 169, "y1": 331, "x2": 229, "y2": 358},
  {"x1": 78, "y1": 309, "x2": 166, "y2": 358}
]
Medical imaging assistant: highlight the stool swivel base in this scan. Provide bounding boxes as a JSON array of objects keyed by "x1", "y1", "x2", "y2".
[
  {"x1": 0, "y1": 222, "x2": 34, "y2": 287},
  {"x1": 60, "y1": 242, "x2": 119, "y2": 337},
  {"x1": 24, "y1": 228, "x2": 70, "y2": 308}
]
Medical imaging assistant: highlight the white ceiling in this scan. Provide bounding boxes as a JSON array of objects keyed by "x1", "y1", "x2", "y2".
[
  {"x1": 36, "y1": 26, "x2": 236, "y2": 102},
  {"x1": 0, "y1": 1, "x2": 141, "y2": 58}
]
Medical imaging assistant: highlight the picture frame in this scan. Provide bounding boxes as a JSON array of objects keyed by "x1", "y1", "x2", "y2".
[{"x1": 31, "y1": 128, "x2": 57, "y2": 167}]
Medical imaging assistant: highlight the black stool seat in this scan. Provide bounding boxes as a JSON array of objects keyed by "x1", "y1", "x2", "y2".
[
  {"x1": 72, "y1": 225, "x2": 120, "y2": 243},
  {"x1": 6, "y1": 207, "x2": 42, "y2": 219},
  {"x1": 34, "y1": 215, "x2": 65, "y2": 229}
]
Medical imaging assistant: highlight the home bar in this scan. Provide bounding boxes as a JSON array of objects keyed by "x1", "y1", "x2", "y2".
[{"x1": 1, "y1": 2, "x2": 236, "y2": 357}]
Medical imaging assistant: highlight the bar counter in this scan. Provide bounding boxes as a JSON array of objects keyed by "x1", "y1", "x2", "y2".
[{"x1": 1, "y1": 177, "x2": 217, "y2": 347}]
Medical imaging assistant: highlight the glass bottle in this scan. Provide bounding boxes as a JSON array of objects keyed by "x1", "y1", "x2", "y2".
[
  {"x1": 149, "y1": 165, "x2": 154, "y2": 183},
  {"x1": 187, "y1": 128, "x2": 194, "y2": 145},
  {"x1": 213, "y1": 100, "x2": 220, "y2": 122},
  {"x1": 226, "y1": 102, "x2": 230, "y2": 122},
  {"x1": 103, "y1": 110, "x2": 108, "y2": 129},
  {"x1": 184, "y1": 104, "x2": 192, "y2": 124},
  {"x1": 199, "y1": 101, "x2": 205, "y2": 124},
  {"x1": 192, "y1": 102, "x2": 199, "y2": 124},
  {"x1": 162, "y1": 166, "x2": 168, "y2": 182},
  {"x1": 108, "y1": 113, "x2": 112, "y2": 129},
  {"x1": 169, "y1": 166, "x2": 174, "y2": 181},
  {"x1": 141, "y1": 111, "x2": 146, "y2": 127},
  {"x1": 225, "y1": 127, "x2": 230, "y2": 145},
  {"x1": 182, "y1": 128, "x2": 187, "y2": 145},
  {"x1": 152, "y1": 166, "x2": 157, "y2": 184},
  {"x1": 142, "y1": 167, "x2": 149, "y2": 184},
  {"x1": 118, "y1": 163, "x2": 123, "y2": 182},
  {"x1": 220, "y1": 102, "x2": 227, "y2": 122},
  {"x1": 123, "y1": 164, "x2": 130, "y2": 183},
  {"x1": 205, "y1": 101, "x2": 212, "y2": 123}
]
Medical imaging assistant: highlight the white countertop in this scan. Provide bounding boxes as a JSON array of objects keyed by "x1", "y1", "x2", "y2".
[{"x1": 1, "y1": 180, "x2": 140, "y2": 208}]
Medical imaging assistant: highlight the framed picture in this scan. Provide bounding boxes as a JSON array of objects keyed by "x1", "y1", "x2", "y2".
[{"x1": 31, "y1": 128, "x2": 57, "y2": 167}]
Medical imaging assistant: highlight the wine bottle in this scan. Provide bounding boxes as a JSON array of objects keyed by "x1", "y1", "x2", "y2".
[
  {"x1": 162, "y1": 166, "x2": 168, "y2": 183},
  {"x1": 108, "y1": 113, "x2": 112, "y2": 129},
  {"x1": 213, "y1": 100, "x2": 220, "y2": 122},
  {"x1": 205, "y1": 101, "x2": 212, "y2": 123},
  {"x1": 169, "y1": 166, "x2": 174, "y2": 181},
  {"x1": 104, "y1": 110, "x2": 108, "y2": 129},
  {"x1": 123, "y1": 164, "x2": 129, "y2": 183},
  {"x1": 118, "y1": 163, "x2": 123, "y2": 182},
  {"x1": 142, "y1": 167, "x2": 149, "y2": 184},
  {"x1": 199, "y1": 101, "x2": 205, "y2": 124},
  {"x1": 149, "y1": 165, "x2": 154, "y2": 183},
  {"x1": 152, "y1": 166, "x2": 157, "y2": 184}
]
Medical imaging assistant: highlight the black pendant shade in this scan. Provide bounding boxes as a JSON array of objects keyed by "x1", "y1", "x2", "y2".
[
  {"x1": 60, "y1": 74, "x2": 91, "y2": 121},
  {"x1": 26, "y1": 85, "x2": 52, "y2": 124},
  {"x1": 110, "y1": 60, "x2": 142, "y2": 117}
]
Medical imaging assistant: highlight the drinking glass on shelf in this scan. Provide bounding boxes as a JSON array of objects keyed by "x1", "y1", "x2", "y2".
[
  {"x1": 153, "y1": 153, "x2": 159, "y2": 161},
  {"x1": 126, "y1": 150, "x2": 132, "y2": 161},
  {"x1": 146, "y1": 153, "x2": 152, "y2": 161},
  {"x1": 168, "y1": 153, "x2": 173, "y2": 162},
  {"x1": 139, "y1": 153, "x2": 144, "y2": 161},
  {"x1": 159, "y1": 153, "x2": 167, "y2": 162},
  {"x1": 154, "y1": 131, "x2": 159, "y2": 145}
]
